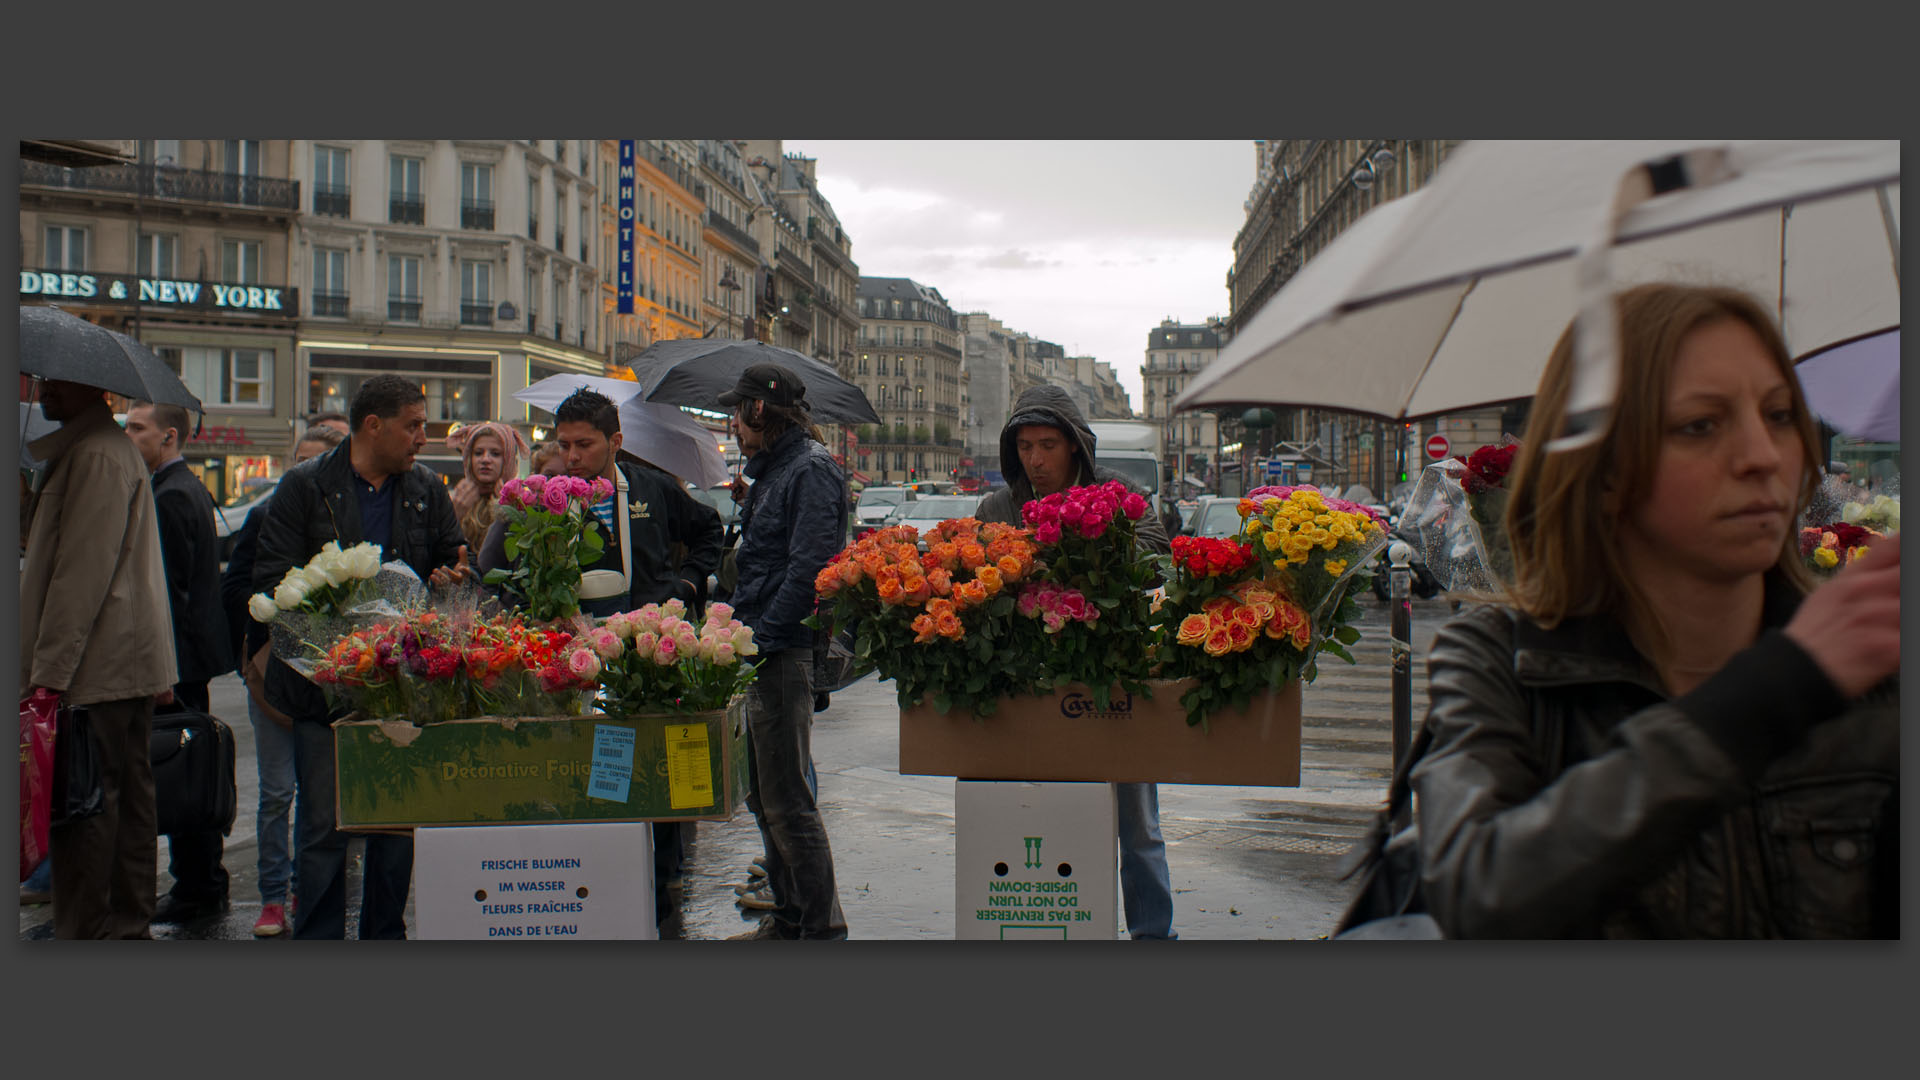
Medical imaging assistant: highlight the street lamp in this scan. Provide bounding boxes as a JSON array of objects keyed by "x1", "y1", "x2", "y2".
[{"x1": 717, "y1": 264, "x2": 742, "y2": 339}]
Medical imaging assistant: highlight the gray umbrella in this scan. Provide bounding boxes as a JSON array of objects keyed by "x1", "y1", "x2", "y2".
[
  {"x1": 625, "y1": 338, "x2": 879, "y2": 425},
  {"x1": 19, "y1": 303, "x2": 204, "y2": 411}
]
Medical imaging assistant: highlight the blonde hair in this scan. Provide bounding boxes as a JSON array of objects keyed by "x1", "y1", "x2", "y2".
[{"x1": 1503, "y1": 283, "x2": 1821, "y2": 656}]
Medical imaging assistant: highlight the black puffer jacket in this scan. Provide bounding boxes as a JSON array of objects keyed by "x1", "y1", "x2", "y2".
[
  {"x1": 975, "y1": 384, "x2": 1169, "y2": 555},
  {"x1": 1414, "y1": 573, "x2": 1897, "y2": 938},
  {"x1": 731, "y1": 428, "x2": 848, "y2": 655}
]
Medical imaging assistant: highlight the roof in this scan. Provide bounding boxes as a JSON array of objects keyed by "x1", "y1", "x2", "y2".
[
  {"x1": 858, "y1": 276, "x2": 950, "y2": 310},
  {"x1": 1145, "y1": 322, "x2": 1224, "y2": 350}
]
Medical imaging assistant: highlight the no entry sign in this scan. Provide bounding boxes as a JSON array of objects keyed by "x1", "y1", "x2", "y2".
[{"x1": 1425, "y1": 434, "x2": 1450, "y2": 459}]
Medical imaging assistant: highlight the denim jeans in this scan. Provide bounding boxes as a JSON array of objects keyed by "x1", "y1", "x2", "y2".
[
  {"x1": 1115, "y1": 782, "x2": 1177, "y2": 940},
  {"x1": 248, "y1": 695, "x2": 298, "y2": 905},
  {"x1": 290, "y1": 720, "x2": 413, "y2": 939},
  {"x1": 744, "y1": 648, "x2": 847, "y2": 939}
]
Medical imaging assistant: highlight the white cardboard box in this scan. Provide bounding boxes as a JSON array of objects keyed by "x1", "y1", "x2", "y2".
[
  {"x1": 954, "y1": 781, "x2": 1117, "y2": 941},
  {"x1": 413, "y1": 822, "x2": 656, "y2": 940}
]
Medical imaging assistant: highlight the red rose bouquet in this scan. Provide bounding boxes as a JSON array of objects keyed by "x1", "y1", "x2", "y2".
[
  {"x1": 1798, "y1": 520, "x2": 1884, "y2": 577},
  {"x1": 1402, "y1": 436, "x2": 1520, "y2": 594},
  {"x1": 1154, "y1": 535, "x2": 1331, "y2": 728}
]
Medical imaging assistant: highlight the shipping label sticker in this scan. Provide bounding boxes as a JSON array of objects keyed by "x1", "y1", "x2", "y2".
[
  {"x1": 665, "y1": 724, "x2": 714, "y2": 810},
  {"x1": 589, "y1": 725, "x2": 636, "y2": 803}
]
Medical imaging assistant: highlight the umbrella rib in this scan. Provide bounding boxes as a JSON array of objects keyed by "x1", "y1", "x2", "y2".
[
  {"x1": 1876, "y1": 185, "x2": 1901, "y2": 286},
  {"x1": 1394, "y1": 280, "x2": 1477, "y2": 421}
]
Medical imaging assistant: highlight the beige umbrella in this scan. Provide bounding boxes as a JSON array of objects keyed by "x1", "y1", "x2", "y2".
[{"x1": 1177, "y1": 140, "x2": 1899, "y2": 429}]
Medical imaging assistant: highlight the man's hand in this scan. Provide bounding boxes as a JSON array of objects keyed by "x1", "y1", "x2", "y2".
[
  {"x1": 430, "y1": 545, "x2": 474, "y2": 589},
  {"x1": 729, "y1": 475, "x2": 749, "y2": 504}
]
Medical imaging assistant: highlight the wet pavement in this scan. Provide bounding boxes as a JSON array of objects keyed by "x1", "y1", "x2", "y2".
[{"x1": 20, "y1": 592, "x2": 1457, "y2": 941}]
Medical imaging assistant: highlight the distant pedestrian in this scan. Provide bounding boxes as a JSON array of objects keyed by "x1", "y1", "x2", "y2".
[
  {"x1": 530, "y1": 440, "x2": 567, "y2": 478},
  {"x1": 1415, "y1": 283, "x2": 1898, "y2": 938},
  {"x1": 219, "y1": 420, "x2": 346, "y2": 937},
  {"x1": 254, "y1": 375, "x2": 474, "y2": 939},
  {"x1": 719, "y1": 364, "x2": 850, "y2": 940},
  {"x1": 125, "y1": 400, "x2": 236, "y2": 925},
  {"x1": 22, "y1": 379, "x2": 179, "y2": 939},
  {"x1": 448, "y1": 421, "x2": 530, "y2": 554}
]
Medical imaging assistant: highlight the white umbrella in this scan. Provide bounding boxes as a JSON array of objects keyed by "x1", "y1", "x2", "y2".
[
  {"x1": 514, "y1": 373, "x2": 730, "y2": 488},
  {"x1": 1178, "y1": 140, "x2": 1900, "y2": 427}
]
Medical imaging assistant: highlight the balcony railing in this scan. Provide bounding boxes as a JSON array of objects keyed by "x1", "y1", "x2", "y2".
[
  {"x1": 22, "y1": 161, "x2": 299, "y2": 210},
  {"x1": 461, "y1": 199, "x2": 494, "y2": 230},
  {"x1": 313, "y1": 186, "x2": 349, "y2": 218},
  {"x1": 313, "y1": 292, "x2": 348, "y2": 317},
  {"x1": 706, "y1": 209, "x2": 759, "y2": 255},
  {"x1": 460, "y1": 302, "x2": 492, "y2": 326},
  {"x1": 389, "y1": 196, "x2": 424, "y2": 225},
  {"x1": 388, "y1": 298, "x2": 422, "y2": 322}
]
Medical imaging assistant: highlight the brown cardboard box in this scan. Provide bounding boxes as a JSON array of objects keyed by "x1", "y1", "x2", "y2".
[{"x1": 899, "y1": 678, "x2": 1301, "y2": 786}]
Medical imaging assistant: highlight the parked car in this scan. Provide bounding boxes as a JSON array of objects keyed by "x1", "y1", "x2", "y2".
[
  {"x1": 853, "y1": 486, "x2": 915, "y2": 537},
  {"x1": 882, "y1": 494, "x2": 984, "y2": 537},
  {"x1": 1182, "y1": 495, "x2": 1245, "y2": 539},
  {"x1": 213, "y1": 479, "x2": 278, "y2": 561},
  {"x1": 685, "y1": 482, "x2": 742, "y2": 530}
]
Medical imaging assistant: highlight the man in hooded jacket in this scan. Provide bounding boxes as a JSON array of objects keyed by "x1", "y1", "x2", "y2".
[{"x1": 976, "y1": 384, "x2": 1179, "y2": 940}]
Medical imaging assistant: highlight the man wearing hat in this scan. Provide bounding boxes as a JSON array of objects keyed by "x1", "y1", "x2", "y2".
[{"x1": 719, "y1": 363, "x2": 850, "y2": 940}]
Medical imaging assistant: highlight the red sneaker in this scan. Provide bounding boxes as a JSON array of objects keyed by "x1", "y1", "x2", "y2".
[{"x1": 253, "y1": 903, "x2": 288, "y2": 938}]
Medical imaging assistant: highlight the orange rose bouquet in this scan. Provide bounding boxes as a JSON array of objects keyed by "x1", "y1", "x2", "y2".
[
  {"x1": 812, "y1": 518, "x2": 1047, "y2": 715},
  {"x1": 1153, "y1": 536, "x2": 1325, "y2": 728}
]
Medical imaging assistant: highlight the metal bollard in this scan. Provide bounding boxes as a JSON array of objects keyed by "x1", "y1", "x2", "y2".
[{"x1": 1387, "y1": 539, "x2": 1414, "y2": 831}]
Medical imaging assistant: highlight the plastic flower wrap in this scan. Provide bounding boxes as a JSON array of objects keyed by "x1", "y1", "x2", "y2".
[
  {"x1": 1797, "y1": 521, "x2": 1885, "y2": 577},
  {"x1": 481, "y1": 472, "x2": 616, "y2": 622},
  {"x1": 256, "y1": 543, "x2": 429, "y2": 687},
  {"x1": 1400, "y1": 439, "x2": 1519, "y2": 595},
  {"x1": 1236, "y1": 485, "x2": 1390, "y2": 638},
  {"x1": 812, "y1": 518, "x2": 1046, "y2": 715},
  {"x1": 1019, "y1": 480, "x2": 1160, "y2": 710},
  {"x1": 1154, "y1": 536, "x2": 1330, "y2": 729},
  {"x1": 595, "y1": 600, "x2": 760, "y2": 715}
]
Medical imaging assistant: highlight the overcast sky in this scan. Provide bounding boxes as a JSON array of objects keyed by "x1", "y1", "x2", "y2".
[{"x1": 783, "y1": 140, "x2": 1252, "y2": 411}]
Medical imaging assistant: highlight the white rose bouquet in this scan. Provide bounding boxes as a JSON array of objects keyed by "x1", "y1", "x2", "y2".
[
  {"x1": 249, "y1": 541, "x2": 386, "y2": 623},
  {"x1": 252, "y1": 541, "x2": 424, "y2": 687}
]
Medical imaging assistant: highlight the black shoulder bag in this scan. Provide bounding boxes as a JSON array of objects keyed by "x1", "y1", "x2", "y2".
[{"x1": 1330, "y1": 719, "x2": 1443, "y2": 939}]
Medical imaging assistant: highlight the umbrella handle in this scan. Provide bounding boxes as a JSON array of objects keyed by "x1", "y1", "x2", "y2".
[{"x1": 1553, "y1": 147, "x2": 1734, "y2": 453}]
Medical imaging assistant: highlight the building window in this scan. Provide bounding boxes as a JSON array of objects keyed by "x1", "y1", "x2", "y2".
[
  {"x1": 309, "y1": 372, "x2": 487, "y2": 424},
  {"x1": 388, "y1": 255, "x2": 421, "y2": 321},
  {"x1": 222, "y1": 239, "x2": 263, "y2": 284},
  {"x1": 461, "y1": 163, "x2": 494, "y2": 230},
  {"x1": 313, "y1": 249, "x2": 348, "y2": 317},
  {"x1": 313, "y1": 146, "x2": 350, "y2": 216},
  {"x1": 528, "y1": 173, "x2": 540, "y2": 238},
  {"x1": 461, "y1": 261, "x2": 492, "y2": 325},
  {"x1": 44, "y1": 225, "x2": 86, "y2": 270},
  {"x1": 526, "y1": 268, "x2": 538, "y2": 328},
  {"x1": 172, "y1": 346, "x2": 272, "y2": 408},
  {"x1": 552, "y1": 279, "x2": 563, "y2": 339},
  {"x1": 138, "y1": 232, "x2": 176, "y2": 277},
  {"x1": 389, "y1": 155, "x2": 424, "y2": 224},
  {"x1": 914, "y1": 327, "x2": 926, "y2": 347},
  {"x1": 145, "y1": 139, "x2": 182, "y2": 168}
]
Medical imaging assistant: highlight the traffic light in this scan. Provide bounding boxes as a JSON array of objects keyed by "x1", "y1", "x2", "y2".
[{"x1": 1399, "y1": 471, "x2": 1408, "y2": 483}]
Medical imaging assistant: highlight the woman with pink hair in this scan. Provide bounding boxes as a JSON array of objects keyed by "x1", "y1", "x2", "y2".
[{"x1": 448, "y1": 421, "x2": 532, "y2": 554}]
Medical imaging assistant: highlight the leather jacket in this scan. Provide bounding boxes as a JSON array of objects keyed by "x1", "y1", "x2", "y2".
[
  {"x1": 252, "y1": 442, "x2": 466, "y2": 723},
  {"x1": 1414, "y1": 572, "x2": 1897, "y2": 938}
]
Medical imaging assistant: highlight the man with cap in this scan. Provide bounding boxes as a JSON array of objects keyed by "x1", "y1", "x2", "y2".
[
  {"x1": 976, "y1": 383, "x2": 1179, "y2": 940},
  {"x1": 719, "y1": 363, "x2": 850, "y2": 940}
]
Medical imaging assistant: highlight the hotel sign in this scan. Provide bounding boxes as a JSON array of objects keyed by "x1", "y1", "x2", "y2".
[
  {"x1": 21, "y1": 270, "x2": 294, "y2": 313},
  {"x1": 616, "y1": 140, "x2": 635, "y2": 315}
]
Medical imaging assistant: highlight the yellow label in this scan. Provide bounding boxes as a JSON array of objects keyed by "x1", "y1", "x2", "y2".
[{"x1": 665, "y1": 724, "x2": 715, "y2": 810}]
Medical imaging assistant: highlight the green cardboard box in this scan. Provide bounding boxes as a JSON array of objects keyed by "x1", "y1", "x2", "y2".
[{"x1": 334, "y1": 697, "x2": 750, "y2": 831}]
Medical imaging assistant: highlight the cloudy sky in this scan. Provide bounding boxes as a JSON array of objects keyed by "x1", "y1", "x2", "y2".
[{"x1": 784, "y1": 140, "x2": 1253, "y2": 410}]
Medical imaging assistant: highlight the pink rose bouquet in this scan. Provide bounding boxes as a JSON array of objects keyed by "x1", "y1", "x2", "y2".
[
  {"x1": 483, "y1": 472, "x2": 617, "y2": 622},
  {"x1": 595, "y1": 602, "x2": 759, "y2": 715},
  {"x1": 1019, "y1": 479, "x2": 1159, "y2": 708}
]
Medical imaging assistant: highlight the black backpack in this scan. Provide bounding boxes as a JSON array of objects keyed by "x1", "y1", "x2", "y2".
[{"x1": 149, "y1": 705, "x2": 238, "y2": 837}]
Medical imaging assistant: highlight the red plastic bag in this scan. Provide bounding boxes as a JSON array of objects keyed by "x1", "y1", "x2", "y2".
[{"x1": 20, "y1": 689, "x2": 59, "y2": 882}]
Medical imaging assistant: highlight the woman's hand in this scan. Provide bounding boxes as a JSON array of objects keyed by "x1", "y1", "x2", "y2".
[{"x1": 1784, "y1": 534, "x2": 1900, "y2": 698}]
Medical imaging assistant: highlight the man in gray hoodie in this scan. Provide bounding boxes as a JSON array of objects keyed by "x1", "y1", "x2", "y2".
[{"x1": 975, "y1": 384, "x2": 1178, "y2": 940}]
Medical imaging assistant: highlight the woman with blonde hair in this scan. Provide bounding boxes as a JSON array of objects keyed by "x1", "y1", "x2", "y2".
[
  {"x1": 1413, "y1": 282, "x2": 1899, "y2": 938},
  {"x1": 448, "y1": 421, "x2": 532, "y2": 554}
]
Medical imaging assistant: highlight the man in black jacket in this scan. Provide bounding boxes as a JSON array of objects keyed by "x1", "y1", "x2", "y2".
[
  {"x1": 125, "y1": 400, "x2": 234, "y2": 924},
  {"x1": 476, "y1": 387, "x2": 722, "y2": 921},
  {"x1": 253, "y1": 376, "x2": 472, "y2": 939},
  {"x1": 720, "y1": 364, "x2": 849, "y2": 940}
]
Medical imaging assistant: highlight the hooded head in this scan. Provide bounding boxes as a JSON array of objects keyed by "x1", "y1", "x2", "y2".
[{"x1": 999, "y1": 384, "x2": 1098, "y2": 503}]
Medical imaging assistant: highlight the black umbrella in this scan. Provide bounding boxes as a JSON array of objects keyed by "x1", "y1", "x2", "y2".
[
  {"x1": 626, "y1": 338, "x2": 879, "y2": 425},
  {"x1": 19, "y1": 303, "x2": 204, "y2": 411}
]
